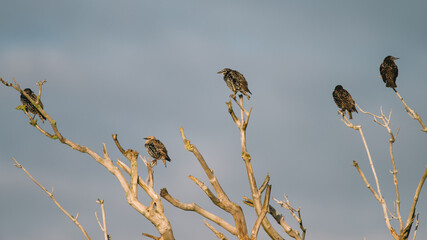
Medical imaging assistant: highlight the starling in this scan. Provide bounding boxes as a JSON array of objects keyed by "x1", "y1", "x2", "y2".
[
  {"x1": 144, "y1": 136, "x2": 171, "y2": 167},
  {"x1": 333, "y1": 85, "x2": 357, "y2": 119},
  {"x1": 217, "y1": 68, "x2": 252, "y2": 100},
  {"x1": 380, "y1": 56, "x2": 398, "y2": 89},
  {"x1": 20, "y1": 88, "x2": 46, "y2": 122}
]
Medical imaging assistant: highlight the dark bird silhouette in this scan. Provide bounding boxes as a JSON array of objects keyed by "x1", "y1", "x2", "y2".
[
  {"x1": 144, "y1": 136, "x2": 171, "y2": 167},
  {"x1": 380, "y1": 56, "x2": 399, "y2": 90},
  {"x1": 217, "y1": 68, "x2": 252, "y2": 100},
  {"x1": 333, "y1": 85, "x2": 357, "y2": 119},
  {"x1": 20, "y1": 88, "x2": 46, "y2": 123}
]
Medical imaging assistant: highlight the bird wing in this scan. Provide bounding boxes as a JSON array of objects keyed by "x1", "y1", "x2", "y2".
[
  {"x1": 145, "y1": 142, "x2": 160, "y2": 159},
  {"x1": 333, "y1": 90, "x2": 343, "y2": 108},
  {"x1": 342, "y1": 89, "x2": 357, "y2": 112},
  {"x1": 234, "y1": 71, "x2": 251, "y2": 93},
  {"x1": 380, "y1": 62, "x2": 398, "y2": 84},
  {"x1": 380, "y1": 62, "x2": 388, "y2": 83},
  {"x1": 153, "y1": 139, "x2": 171, "y2": 161}
]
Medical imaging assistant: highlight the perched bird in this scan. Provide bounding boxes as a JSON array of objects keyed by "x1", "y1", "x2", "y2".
[
  {"x1": 380, "y1": 56, "x2": 399, "y2": 89},
  {"x1": 144, "y1": 136, "x2": 171, "y2": 167},
  {"x1": 20, "y1": 88, "x2": 46, "y2": 122},
  {"x1": 333, "y1": 85, "x2": 357, "y2": 119},
  {"x1": 217, "y1": 68, "x2": 252, "y2": 100}
]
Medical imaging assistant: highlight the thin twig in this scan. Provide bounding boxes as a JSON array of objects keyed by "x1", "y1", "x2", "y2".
[
  {"x1": 357, "y1": 105, "x2": 403, "y2": 229},
  {"x1": 142, "y1": 233, "x2": 160, "y2": 240},
  {"x1": 95, "y1": 199, "x2": 109, "y2": 240},
  {"x1": 394, "y1": 90, "x2": 427, "y2": 132},
  {"x1": 274, "y1": 195, "x2": 306, "y2": 240},
  {"x1": 12, "y1": 157, "x2": 91, "y2": 240},
  {"x1": 342, "y1": 115, "x2": 398, "y2": 238},
  {"x1": 411, "y1": 214, "x2": 419, "y2": 240}
]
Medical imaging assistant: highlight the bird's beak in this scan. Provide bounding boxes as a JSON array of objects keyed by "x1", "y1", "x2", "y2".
[
  {"x1": 395, "y1": 57, "x2": 399, "y2": 59},
  {"x1": 217, "y1": 70, "x2": 223, "y2": 74},
  {"x1": 144, "y1": 137, "x2": 148, "y2": 140}
]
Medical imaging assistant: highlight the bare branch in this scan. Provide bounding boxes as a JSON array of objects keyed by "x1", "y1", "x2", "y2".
[
  {"x1": 402, "y1": 166, "x2": 427, "y2": 239},
  {"x1": 342, "y1": 108, "x2": 399, "y2": 239},
  {"x1": 178, "y1": 127, "x2": 249, "y2": 239},
  {"x1": 204, "y1": 220, "x2": 229, "y2": 240},
  {"x1": 140, "y1": 155, "x2": 154, "y2": 188},
  {"x1": 3, "y1": 80, "x2": 174, "y2": 239},
  {"x1": 258, "y1": 174, "x2": 270, "y2": 194},
  {"x1": 160, "y1": 188, "x2": 237, "y2": 235},
  {"x1": 274, "y1": 195, "x2": 307, "y2": 240},
  {"x1": 12, "y1": 157, "x2": 91, "y2": 240},
  {"x1": 394, "y1": 90, "x2": 427, "y2": 132},
  {"x1": 251, "y1": 185, "x2": 271, "y2": 240},
  {"x1": 226, "y1": 96, "x2": 284, "y2": 240},
  {"x1": 95, "y1": 199, "x2": 109, "y2": 240},
  {"x1": 411, "y1": 214, "x2": 419, "y2": 240},
  {"x1": 243, "y1": 197, "x2": 301, "y2": 240},
  {"x1": 142, "y1": 233, "x2": 160, "y2": 240},
  {"x1": 188, "y1": 175, "x2": 220, "y2": 205}
]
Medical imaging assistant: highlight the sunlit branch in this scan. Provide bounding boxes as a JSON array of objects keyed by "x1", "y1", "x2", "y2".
[
  {"x1": 226, "y1": 95, "x2": 284, "y2": 240},
  {"x1": 178, "y1": 127, "x2": 249, "y2": 239},
  {"x1": 160, "y1": 188, "x2": 237, "y2": 235},
  {"x1": 204, "y1": 220, "x2": 229, "y2": 240},
  {"x1": 251, "y1": 185, "x2": 271, "y2": 240},
  {"x1": 243, "y1": 197, "x2": 302, "y2": 240},
  {"x1": 274, "y1": 195, "x2": 306, "y2": 240},
  {"x1": 3, "y1": 79, "x2": 174, "y2": 239},
  {"x1": 112, "y1": 134, "x2": 139, "y2": 199}
]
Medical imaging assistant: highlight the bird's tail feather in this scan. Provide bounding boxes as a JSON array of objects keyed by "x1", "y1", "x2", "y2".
[
  {"x1": 386, "y1": 81, "x2": 397, "y2": 89},
  {"x1": 244, "y1": 92, "x2": 251, "y2": 100}
]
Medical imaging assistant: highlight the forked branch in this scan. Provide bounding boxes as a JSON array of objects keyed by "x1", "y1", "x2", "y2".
[
  {"x1": 357, "y1": 105, "x2": 403, "y2": 229},
  {"x1": 204, "y1": 220, "x2": 229, "y2": 240},
  {"x1": 341, "y1": 115, "x2": 397, "y2": 238},
  {"x1": 274, "y1": 195, "x2": 306, "y2": 240},
  {"x1": 177, "y1": 127, "x2": 249, "y2": 239},
  {"x1": 95, "y1": 199, "x2": 109, "y2": 240},
  {"x1": 160, "y1": 188, "x2": 237, "y2": 235},
  {"x1": 3, "y1": 79, "x2": 174, "y2": 240},
  {"x1": 227, "y1": 95, "x2": 285, "y2": 240}
]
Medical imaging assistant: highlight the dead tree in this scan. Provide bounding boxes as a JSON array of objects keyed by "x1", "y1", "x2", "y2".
[
  {"x1": 2, "y1": 77, "x2": 306, "y2": 239},
  {"x1": 162, "y1": 95, "x2": 306, "y2": 240}
]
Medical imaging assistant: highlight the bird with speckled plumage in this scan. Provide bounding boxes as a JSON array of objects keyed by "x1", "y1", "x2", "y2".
[
  {"x1": 218, "y1": 68, "x2": 252, "y2": 100},
  {"x1": 380, "y1": 56, "x2": 399, "y2": 90},
  {"x1": 144, "y1": 136, "x2": 171, "y2": 167},
  {"x1": 20, "y1": 88, "x2": 46, "y2": 123},
  {"x1": 333, "y1": 85, "x2": 357, "y2": 119}
]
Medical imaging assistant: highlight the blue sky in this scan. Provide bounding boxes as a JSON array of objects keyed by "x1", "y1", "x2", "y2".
[{"x1": 1, "y1": 0, "x2": 427, "y2": 239}]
